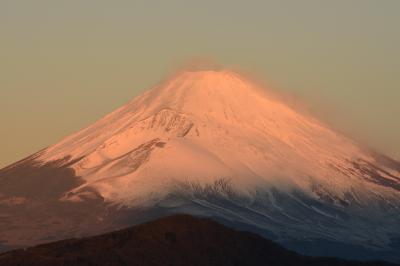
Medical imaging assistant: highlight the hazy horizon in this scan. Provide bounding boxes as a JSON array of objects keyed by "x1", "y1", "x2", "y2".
[{"x1": 1, "y1": 0, "x2": 399, "y2": 168}]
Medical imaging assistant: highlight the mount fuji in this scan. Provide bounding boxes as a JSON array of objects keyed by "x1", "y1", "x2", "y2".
[{"x1": 1, "y1": 70, "x2": 400, "y2": 262}]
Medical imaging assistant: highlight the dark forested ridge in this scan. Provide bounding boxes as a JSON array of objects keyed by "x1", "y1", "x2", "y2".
[{"x1": 0, "y1": 214, "x2": 396, "y2": 266}]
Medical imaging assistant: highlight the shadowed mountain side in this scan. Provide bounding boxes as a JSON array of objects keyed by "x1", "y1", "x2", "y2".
[
  {"x1": 0, "y1": 154, "x2": 83, "y2": 199},
  {"x1": 0, "y1": 215, "x2": 396, "y2": 266},
  {"x1": 0, "y1": 156, "x2": 120, "y2": 252},
  {"x1": 0, "y1": 156, "x2": 184, "y2": 253}
]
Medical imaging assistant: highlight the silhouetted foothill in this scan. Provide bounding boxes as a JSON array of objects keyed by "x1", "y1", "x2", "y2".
[{"x1": 0, "y1": 215, "x2": 396, "y2": 266}]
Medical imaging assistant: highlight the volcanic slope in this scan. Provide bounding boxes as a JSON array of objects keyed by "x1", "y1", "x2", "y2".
[{"x1": 1, "y1": 70, "x2": 400, "y2": 262}]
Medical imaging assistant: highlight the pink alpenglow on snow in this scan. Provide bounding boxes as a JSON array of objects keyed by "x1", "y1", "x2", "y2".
[
  {"x1": 38, "y1": 70, "x2": 399, "y2": 207},
  {"x1": 2, "y1": 70, "x2": 400, "y2": 262}
]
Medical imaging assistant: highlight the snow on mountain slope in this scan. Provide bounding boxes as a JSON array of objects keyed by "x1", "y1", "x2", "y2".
[
  {"x1": 38, "y1": 70, "x2": 400, "y2": 208},
  {"x1": 2, "y1": 70, "x2": 400, "y2": 261}
]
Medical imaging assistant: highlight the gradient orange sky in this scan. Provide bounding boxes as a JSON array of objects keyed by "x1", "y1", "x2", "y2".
[{"x1": 1, "y1": 0, "x2": 399, "y2": 168}]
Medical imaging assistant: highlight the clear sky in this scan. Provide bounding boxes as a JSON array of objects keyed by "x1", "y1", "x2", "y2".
[{"x1": 1, "y1": 0, "x2": 399, "y2": 168}]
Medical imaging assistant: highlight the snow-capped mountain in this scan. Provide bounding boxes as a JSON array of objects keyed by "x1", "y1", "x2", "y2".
[{"x1": 1, "y1": 70, "x2": 400, "y2": 262}]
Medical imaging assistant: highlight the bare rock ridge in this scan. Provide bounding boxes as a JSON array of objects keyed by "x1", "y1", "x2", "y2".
[{"x1": 1, "y1": 70, "x2": 400, "y2": 262}]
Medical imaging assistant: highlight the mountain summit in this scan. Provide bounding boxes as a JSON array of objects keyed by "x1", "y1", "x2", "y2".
[
  {"x1": 1, "y1": 70, "x2": 400, "y2": 262},
  {"x1": 38, "y1": 70, "x2": 399, "y2": 206}
]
